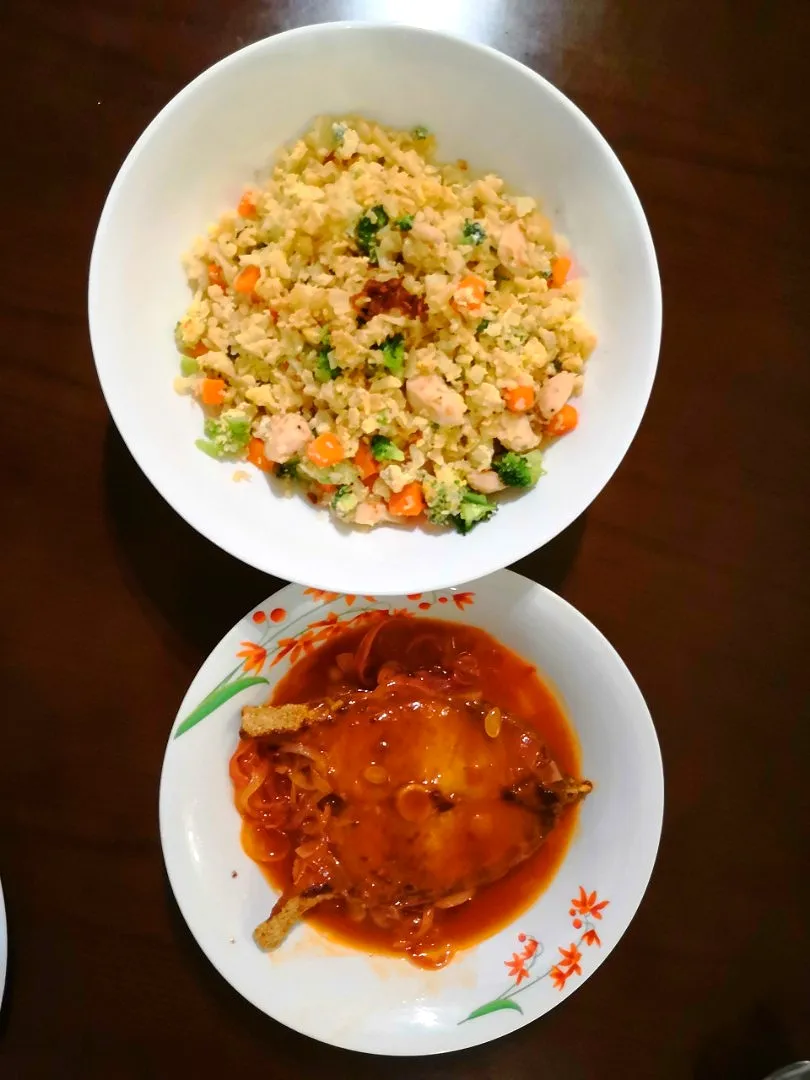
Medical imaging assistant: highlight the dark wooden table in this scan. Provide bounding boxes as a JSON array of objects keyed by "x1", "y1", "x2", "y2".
[{"x1": 2, "y1": 1, "x2": 809, "y2": 1077}]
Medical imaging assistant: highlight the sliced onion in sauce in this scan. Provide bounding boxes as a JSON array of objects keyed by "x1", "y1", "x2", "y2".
[
  {"x1": 435, "y1": 889, "x2": 475, "y2": 910},
  {"x1": 396, "y1": 783, "x2": 434, "y2": 823},
  {"x1": 363, "y1": 764, "x2": 388, "y2": 785},
  {"x1": 484, "y1": 707, "x2": 502, "y2": 738}
]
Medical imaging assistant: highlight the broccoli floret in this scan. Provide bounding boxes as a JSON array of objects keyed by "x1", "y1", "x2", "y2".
[
  {"x1": 370, "y1": 434, "x2": 405, "y2": 463},
  {"x1": 196, "y1": 411, "x2": 252, "y2": 458},
  {"x1": 462, "y1": 220, "x2": 487, "y2": 245},
  {"x1": 424, "y1": 481, "x2": 464, "y2": 526},
  {"x1": 395, "y1": 214, "x2": 414, "y2": 231},
  {"x1": 451, "y1": 489, "x2": 497, "y2": 534},
  {"x1": 314, "y1": 333, "x2": 339, "y2": 382},
  {"x1": 332, "y1": 484, "x2": 358, "y2": 516},
  {"x1": 276, "y1": 458, "x2": 299, "y2": 480},
  {"x1": 412, "y1": 126, "x2": 429, "y2": 140},
  {"x1": 373, "y1": 333, "x2": 405, "y2": 376},
  {"x1": 355, "y1": 205, "x2": 389, "y2": 260},
  {"x1": 493, "y1": 450, "x2": 545, "y2": 488}
]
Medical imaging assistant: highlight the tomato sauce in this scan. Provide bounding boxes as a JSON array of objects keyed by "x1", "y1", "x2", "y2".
[{"x1": 238, "y1": 616, "x2": 583, "y2": 966}]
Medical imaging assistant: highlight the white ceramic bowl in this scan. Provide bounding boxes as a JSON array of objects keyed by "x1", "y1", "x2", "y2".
[
  {"x1": 89, "y1": 23, "x2": 661, "y2": 594},
  {"x1": 160, "y1": 570, "x2": 663, "y2": 1054}
]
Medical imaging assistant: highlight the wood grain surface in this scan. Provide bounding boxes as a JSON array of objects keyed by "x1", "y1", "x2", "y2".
[{"x1": 2, "y1": 1, "x2": 809, "y2": 1077}]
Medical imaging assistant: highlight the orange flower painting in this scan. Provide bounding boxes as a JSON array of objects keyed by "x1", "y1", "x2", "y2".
[{"x1": 237, "y1": 641, "x2": 267, "y2": 675}]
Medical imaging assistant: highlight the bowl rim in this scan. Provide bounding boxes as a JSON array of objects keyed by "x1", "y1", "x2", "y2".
[
  {"x1": 158, "y1": 568, "x2": 664, "y2": 1055},
  {"x1": 88, "y1": 21, "x2": 663, "y2": 594}
]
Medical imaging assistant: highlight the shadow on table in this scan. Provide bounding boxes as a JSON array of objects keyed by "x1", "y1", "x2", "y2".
[
  {"x1": 508, "y1": 510, "x2": 587, "y2": 592},
  {"x1": 692, "y1": 1005, "x2": 799, "y2": 1080},
  {"x1": 103, "y1": 419, "x2": 588, "y2": 641},
  {"x1": 103, "y1": 423, "x2": 282, "y2": 657}
]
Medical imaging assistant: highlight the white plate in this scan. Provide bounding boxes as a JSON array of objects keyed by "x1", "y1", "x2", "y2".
[
  {"x1": 89, "y1": 22, "x2": 661, "y2": 595},
  {"x1": 159, "y1": 570, "x2": 663, "y2": 1055}
]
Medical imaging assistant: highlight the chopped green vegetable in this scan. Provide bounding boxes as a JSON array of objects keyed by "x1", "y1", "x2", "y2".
[
  {"x1": 195, "y1": 439, "x2": 220, "y2": 459},
  {"x1": 476, "y1": 318, "x2": 491, "y2": 335},
  {"x1": 493, "y1": 449, "x2": 545, "y2": 488},
  {"x1": 412, "y1": 126, "x2": 429, "y2": 140},
  {"x1": 276, "y1": 458, "x2": 299, "y2": 480},
  {"x1": 332, "y1": 484, "x2": 359, "y2": 516},
  {"x1": 299, "y1": 460, "x2": 359, "y2": 486},
  {"x1": 462, "y1": 220, "x2": 487, "y2": 245},
  {"x1": 355, "y1": 205, "x2": 389, "y2": 260},
  {"x1": 370, "y1": 434, "x2": 405, "y2": 463},
  {"x1": 180, "y1": 355, "x2": 199, "y2": 376},
  {"x1": 395, "y1": 214, "x2": 414, "y2": 231},
  {"x1": 451, "y1": 489, "x2": 497, "y2": 534},
  {"x1": 540, "y1": 269, "x2": 552, "y2": 279},
  {"x1": 197, "y1": 411, "x2": 252, "y2": 458},
  {"x1": 314, "y1": 332, "x2": 339, "y2": 382},
  {"x1": 373, "y1": 333, "x2": 405, "y2": 376},
  {"x1": 425, "y1": 482, "x2": 463, "y2": 526}
]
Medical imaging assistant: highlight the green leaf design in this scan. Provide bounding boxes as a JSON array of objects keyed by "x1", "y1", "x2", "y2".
[
  {"x1": 461, "y1": 998, "x2": 523, "y2": 1023},
  {"x1": 174, "y1": 676, "x2": 269, "y2": 738}
]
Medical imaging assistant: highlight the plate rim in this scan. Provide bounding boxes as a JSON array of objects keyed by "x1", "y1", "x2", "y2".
[{"x1": 159, "y1": 569, "x2": 664, "y2": 1055}]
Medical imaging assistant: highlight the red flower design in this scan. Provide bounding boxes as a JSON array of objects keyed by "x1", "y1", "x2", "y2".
[
  {"x1": 269, "y1": 607, "x2": 286, "y2": 623},
  {"x1": 303, "y1": 588, "x2": 340, "y2": 604},
  {"x1": 407, "y1": 593, "x2": 422, "y2": 601},
  {"x1": 252, "y1": 611, "x2": 266, "y2": 624},
  {"x1": 452, "y1": 591, "x2": 475, "y2": 610},
  {"x1": 557, "y1": 943, "x2": 582, "y2": 975},
  {"x1": 572, "y1": 917, "x2": 582, "y2": 929},
  {"x1": 582, "y1": 928, "x2": 601, "y2": 948},
  {"x1": 504, "y1": 952, "x2": 530, "y2": 984},
  {"x1": 549, "y1": 965, "x2": 569, "y2": 991},
  {"x1": 236, "y1": 641, "x2": 267, "y2": 675},
  {"x1": 571, "y1": 886, "x2": 609, "y2": 920},
  {"x1": 438, "y1": 595, "x2": 448, "y2": 604},
  {"x1": 418, "y1": 601, "x2": 431, "y2": 611},
  {"x1": 521, "y1": 937, "x2": 539, "y2": 959}
]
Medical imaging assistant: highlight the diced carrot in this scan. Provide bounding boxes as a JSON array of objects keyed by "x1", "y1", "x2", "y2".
[
  {"x1": 207, "y1": 262, "x2": 226, "y2": 289},
  {"x1": 451, "y1": 274, "x2": 486, "y2": 314},
  {"x1": 247, "y1": 437, "x2": 271, "y2": 471},
  {"x1": 354, "y1": 441, "x2": 379, "y2": 481},
  {"x1": 546, "y1": 403, "x2": 578, "y2": 436},
  {"x1": 319, "y1": 484, "x2": 338, "y2": 495},
  {"x1": 550, "y1": 255, "x2": 572, "y2": 288},
  {"x1": 238, "y1": 192, "x2": 258, "y2": 218},
  {"x1": 187, "y1": 340, "x2": 210, "y2": 357},
  {"x1": 388, "y1": 482, "x2": 425, "y2": 517},
  {"x1": 200, "y1": 378, "x2": 226, "y2": 406},
  {"x1": 234, "y1": 264, "x2": 261, "y2": 295},
  {"x1": 306, "y1": 432, "x2": 344, "y2": 468},
  {"x1": 503, "y1": 385, "x2": 536, "y2": 413}
]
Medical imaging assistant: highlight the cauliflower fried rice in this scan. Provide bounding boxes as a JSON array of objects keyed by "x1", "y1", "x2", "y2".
[{"x1": 175, "y1": 116, "x2": 596, "y2": 531}]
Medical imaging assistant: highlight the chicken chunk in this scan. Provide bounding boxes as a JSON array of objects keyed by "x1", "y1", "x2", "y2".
[
  {"x1": 467, "y1": 470, "x2": 506, "y2": 494},
  {"x1": 406, "y1": 375, "x2": 468, "y2": 427},
  {"x1": 256, "y1": 413, "x2": 312, "y2": 463},
  {"x1": 497, "y1": 413, "x2": 541, "y2": 452},
  {"x1": 537, "y1": 371, "x2": 577, "y2": 419},
  {"x1": 497, "y1": 221, "x2": 529, "y2": 268},
  {"x1": 354, "y1": 500, "x2": 391, "y2": 527}
]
